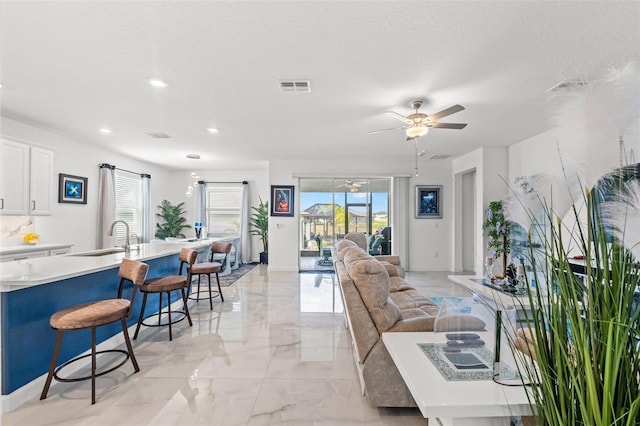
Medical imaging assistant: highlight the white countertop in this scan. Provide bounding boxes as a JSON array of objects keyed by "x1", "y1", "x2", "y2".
[
  {"x1": 0, "y1": 243, "x2": 74, "y2": 256},
  {"x1": 0, "y1": 240, "x2": 213, "y2": 292},
  {"x1": 382, "y1": 331, "x2": 532, "y2": 422},
  {"x1": 448, "y1": 275, "x2": 536, "y2": 310}
]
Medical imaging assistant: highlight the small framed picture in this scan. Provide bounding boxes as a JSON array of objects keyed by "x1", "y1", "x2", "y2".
[
  {"x1": 58, "y1": 173, "x2": 88, "y2": 204},
  {"x1": 271, "y1": 185, "x2": 294, "y2": 217},
  {"x1": 416, "y1": 185, "x2": 442, "y2": 218}
]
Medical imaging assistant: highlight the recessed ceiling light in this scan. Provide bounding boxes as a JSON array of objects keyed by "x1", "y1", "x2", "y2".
[
  {"x1": 99, "y1": 128, "x2": 112, "y2": 134},
  {"x1": 0, "y1": 83, "x2": 3, "y2": 89},
  {"x1": 186, "y1": 154, "x2": 201, "y2": 160},
  {"x1": 207, "y1": 127, "x2": 219, "y2": 134},
  {"x1": 148, "y1": 79, "x2": 168, "y2": 88}
]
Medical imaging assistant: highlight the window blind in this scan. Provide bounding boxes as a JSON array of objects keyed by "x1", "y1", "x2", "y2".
[
  {"x1": 206, "y1": 185, "x2": 242, "y2": 236},
  {"x1": 114, "y1": 171, "x2": 142, "y2": 244}
]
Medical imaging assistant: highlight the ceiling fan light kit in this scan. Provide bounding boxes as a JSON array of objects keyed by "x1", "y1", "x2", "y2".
[
  {"x1": 406, "y1": 125, "x2": 429, "y2": 138},
  {"x1": 370, "y1": 100, "x2": 467, "y2": 140}
]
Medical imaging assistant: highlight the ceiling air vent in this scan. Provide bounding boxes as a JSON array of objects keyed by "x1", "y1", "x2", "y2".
[
  {"x1": 429, "y1": 154, "x2": 451, "y2": 160},
  {"x1": 278, "y1": 80, "x2": 311, "y2": 92},
  {"x1": 147, "y1": 132, "x2": 172, "y2": 139}
]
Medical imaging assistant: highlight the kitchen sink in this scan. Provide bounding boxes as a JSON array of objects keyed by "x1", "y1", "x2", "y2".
[{"x1": 70, "y1": 248, "x2": 126, "y2": 257}]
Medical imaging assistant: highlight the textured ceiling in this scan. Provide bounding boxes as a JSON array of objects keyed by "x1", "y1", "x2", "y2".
[{"x1": 1, "y1": 1, "x2": 638, "y2": 171}]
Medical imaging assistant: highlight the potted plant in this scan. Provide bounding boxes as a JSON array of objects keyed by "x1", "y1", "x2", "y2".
[
  {"x1": 251, "y1": 197, "x2": 269, "y2": 264},
  {"x1": 505, "y1": 179, "x2": 640, "y2": 425},
  {"x1": 155, "y1": 200, "x2": 191, "y2": 239},
  {"x1": 482, "y1": 200, "x2": 510, "y2": 279}
]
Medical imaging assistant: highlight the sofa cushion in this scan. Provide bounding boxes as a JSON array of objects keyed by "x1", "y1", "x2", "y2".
[
  {"x1": 347, "y1": 258, "x2": 401, "y2": 333},
  {"x1": 342, "y1": 245, "x2": 374, "y2": 266},
  {"x1": 344, "y1": 232, "x2": 368, "y2": 250},
  {"x1": 335, "y1": 239, "x2": 358, "y2": 260}
]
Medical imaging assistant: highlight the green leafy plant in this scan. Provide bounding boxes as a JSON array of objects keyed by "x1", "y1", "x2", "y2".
[
  {"x1": 155, "y1": 200, "x2": 191, "y2": 239},
  {"x1": 483, "y1": 200, "x2": 511, "y2": 277},
  {"x1": 250, "y1": 197, "x2": 268, "y2": 253},
  {"x1": 509, "y1": 181, "x2": 640, "y2": 425}
]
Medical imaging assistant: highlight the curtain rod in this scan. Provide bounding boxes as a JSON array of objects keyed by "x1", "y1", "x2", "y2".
[
  {"x1": 99, "y1": 163, "x2": 151, "y2": 178},
  {"x1": 198, "y1": 180, "x2": 248, "y2": 184}
]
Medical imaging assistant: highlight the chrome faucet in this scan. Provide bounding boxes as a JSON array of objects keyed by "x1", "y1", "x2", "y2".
[
  {"x1": 130, "y1": 233, "x2": 140, "y2": 252},
  {"x1": 107, "y1": 220, "x2": 130, "y2": 253}
]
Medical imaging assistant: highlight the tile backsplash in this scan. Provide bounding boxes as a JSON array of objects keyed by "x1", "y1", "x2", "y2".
[{"x1": 0, "y1": 216, "x2": 35, "y2": 241}]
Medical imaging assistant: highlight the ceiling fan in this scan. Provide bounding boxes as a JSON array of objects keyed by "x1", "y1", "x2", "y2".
[
  {"x1": 337, "y1": 179, "x2": 366, "y2": 192},
  {"x1": 369, "y1": 100, "x2": 467, "y2": 140}
]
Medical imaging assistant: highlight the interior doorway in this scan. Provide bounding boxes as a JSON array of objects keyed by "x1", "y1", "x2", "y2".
[
  {"x1": 298, "y1": 178, "x2": 390, "y2": 272},
  {"x1": 461, "y1": 170, "x2": 477, "y2": 272}
]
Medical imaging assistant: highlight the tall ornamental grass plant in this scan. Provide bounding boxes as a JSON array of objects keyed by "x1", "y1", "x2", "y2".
[{"x1": 512, "y1": 181, "x2": 640, "y2": 426}]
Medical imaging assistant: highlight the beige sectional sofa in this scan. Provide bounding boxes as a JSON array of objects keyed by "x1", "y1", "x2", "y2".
[{"x1": 334, "y1": 239, "x2": 485, "y2": 407}]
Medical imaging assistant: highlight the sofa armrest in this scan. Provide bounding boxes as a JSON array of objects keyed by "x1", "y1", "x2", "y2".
[
  {"x1": 379, "y1": 261, "x2": 399, "y2": 277},
  {"x1": 375, "y1": 255, "x2": 400, "y2": 265},
  {"x1": 387, "y1": 315, "x2": 435, "y2": 332}
]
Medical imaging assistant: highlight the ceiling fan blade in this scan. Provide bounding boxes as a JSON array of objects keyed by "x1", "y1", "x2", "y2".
[
  {"x1": 406, "y1": 136, "x2": 418, "y2": 141},
  {"x1": 429, "y1": 122, "x2": 468, "y2": 129},
  {"x1": 368, "y1": 126, "x2": 407, "y2": 134},
  {"x1": 427, "y1": 104, "x2": 465, "y2": 121},
  {"x1": 385, "y1": 111, "x2": 412, "y2": 124}
]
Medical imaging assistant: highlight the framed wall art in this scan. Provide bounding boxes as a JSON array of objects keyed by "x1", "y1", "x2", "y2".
[
  {"x1": 270, "y1": 185, "x2": 294, "y2": 217},
  {"x1": 416, "y1": 185, "x2": 442, "y2": 218},
  {"x1": 58, "y1": 173, "x2": 88, "y2": 204}
]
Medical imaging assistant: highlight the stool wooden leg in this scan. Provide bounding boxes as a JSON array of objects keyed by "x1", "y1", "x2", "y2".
[
  {"x1": 40, "y1": 330, "x2": 64, "y2": 400},
  {"x1": 91, "y1": 327, "x2": 97, "y2": 404},
  {"x1": 216, "y1": 273, "x2": 224, "y2": 302},
  {"x1": 121, "y1": 318, "x2": 139, "y2": 373},
  {"x1": 134, "y1": 292, "x2": 148, "y2": 340}
]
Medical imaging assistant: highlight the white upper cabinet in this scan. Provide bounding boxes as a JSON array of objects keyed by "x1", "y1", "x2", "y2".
[
  {"x1": 0, "y1": 139, "x2": 30, "y2": 215},
  {"x1": 0, "y1": 138, "x2": 53, "y2": 216},
  {"x1": 29, "y1": 146, "x2": 53, "y2": 215}
]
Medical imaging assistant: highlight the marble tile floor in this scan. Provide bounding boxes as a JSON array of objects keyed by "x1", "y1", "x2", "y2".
[{"x1": 2, "y1": 268, "x2": 472, "y2": 426}]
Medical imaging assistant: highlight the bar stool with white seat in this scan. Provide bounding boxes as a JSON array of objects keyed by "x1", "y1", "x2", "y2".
[
  {"x1": 40, "y1": 258, "x2": 149, "y2": 405},
  {"x1": 188, "y1": 241, "x2": 232, "y2": 310},
  {"x1": 133, "y1": 248, "x2": 196, "y2": 341}
]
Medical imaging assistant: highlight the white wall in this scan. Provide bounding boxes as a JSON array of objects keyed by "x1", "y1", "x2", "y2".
[
  {"x1": 452, "y1": 147, "x2": 508, "y2": 273},
  {"x1": 268, "y1": 157, "x2": 453, "y2": 272},
  {"x1": 165, "y1": 167, "x2": 270, "y2": 263},
  {"x1": 508, "y1": 120, "x2": 640, "y2": 188},
  {"x1": 1, "y1": 115, "x2": 464, "y2": 271},
  {"x1": 407, "y1": 160, "x2": 453, "y2": 271},
  {"x1": 0, "y1": 116, "x2": 172, "y2": 252}
]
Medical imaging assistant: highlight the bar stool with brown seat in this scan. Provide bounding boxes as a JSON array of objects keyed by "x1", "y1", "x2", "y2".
[
  {"x1": 188, "y1": 241, "x2": 232, "y2": 310},
  {"x1": 133, "y1": 248, "x2": 196, "y2": 341},
  {"x1": 40, "y1": 258, "x2": 149, "y2": 405}
]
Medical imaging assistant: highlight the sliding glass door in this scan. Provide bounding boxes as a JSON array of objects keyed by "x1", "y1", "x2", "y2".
[{"x1": 299, "y1": 178, "x2": 390, "y2": 271}]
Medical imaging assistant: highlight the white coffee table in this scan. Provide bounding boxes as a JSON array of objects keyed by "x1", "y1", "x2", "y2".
[{"x1": 382, "y1": 331, "x2": 532, "y2": 426}]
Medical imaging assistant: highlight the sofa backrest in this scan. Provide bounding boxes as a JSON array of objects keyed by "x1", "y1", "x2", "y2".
[
  {"x1": 335, "y1": 238, "x2": 358, "y2": 260},
  {"x1": 335, "y1": 260, "x2": 380, "y2": 364},
  {"x1": 344, "y1": 232, "x2": 368, "y2": 250},
  {"x1": 343, "y1": 249, "x2": 401, "y2": 334}
]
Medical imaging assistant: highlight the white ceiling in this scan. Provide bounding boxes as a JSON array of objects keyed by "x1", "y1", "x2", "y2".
[{"x1": 1, "y1": 1, "x2": 639, "y2": 171}]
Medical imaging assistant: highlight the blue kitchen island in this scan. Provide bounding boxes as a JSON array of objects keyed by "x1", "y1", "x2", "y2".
[{"x1": 0, "y1": 240, "x2": 211, "y2": 409}]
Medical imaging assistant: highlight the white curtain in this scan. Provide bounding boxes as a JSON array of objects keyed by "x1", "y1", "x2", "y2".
[
  {"x1": 392, "y1": 176, "x2": 410, "y2": 269},
  {"x1": 240, "y1": 181, "x2": 251, "y2": 264},
  {"x1": 96, "y1": 164, "x2": 116, "y2": 249},
  {"x1": 196, "y1": 182, "x2": 206, "y2": 231},
  {"x1": 141, "y1": 174, "x2": 152, "y2": 242}
]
